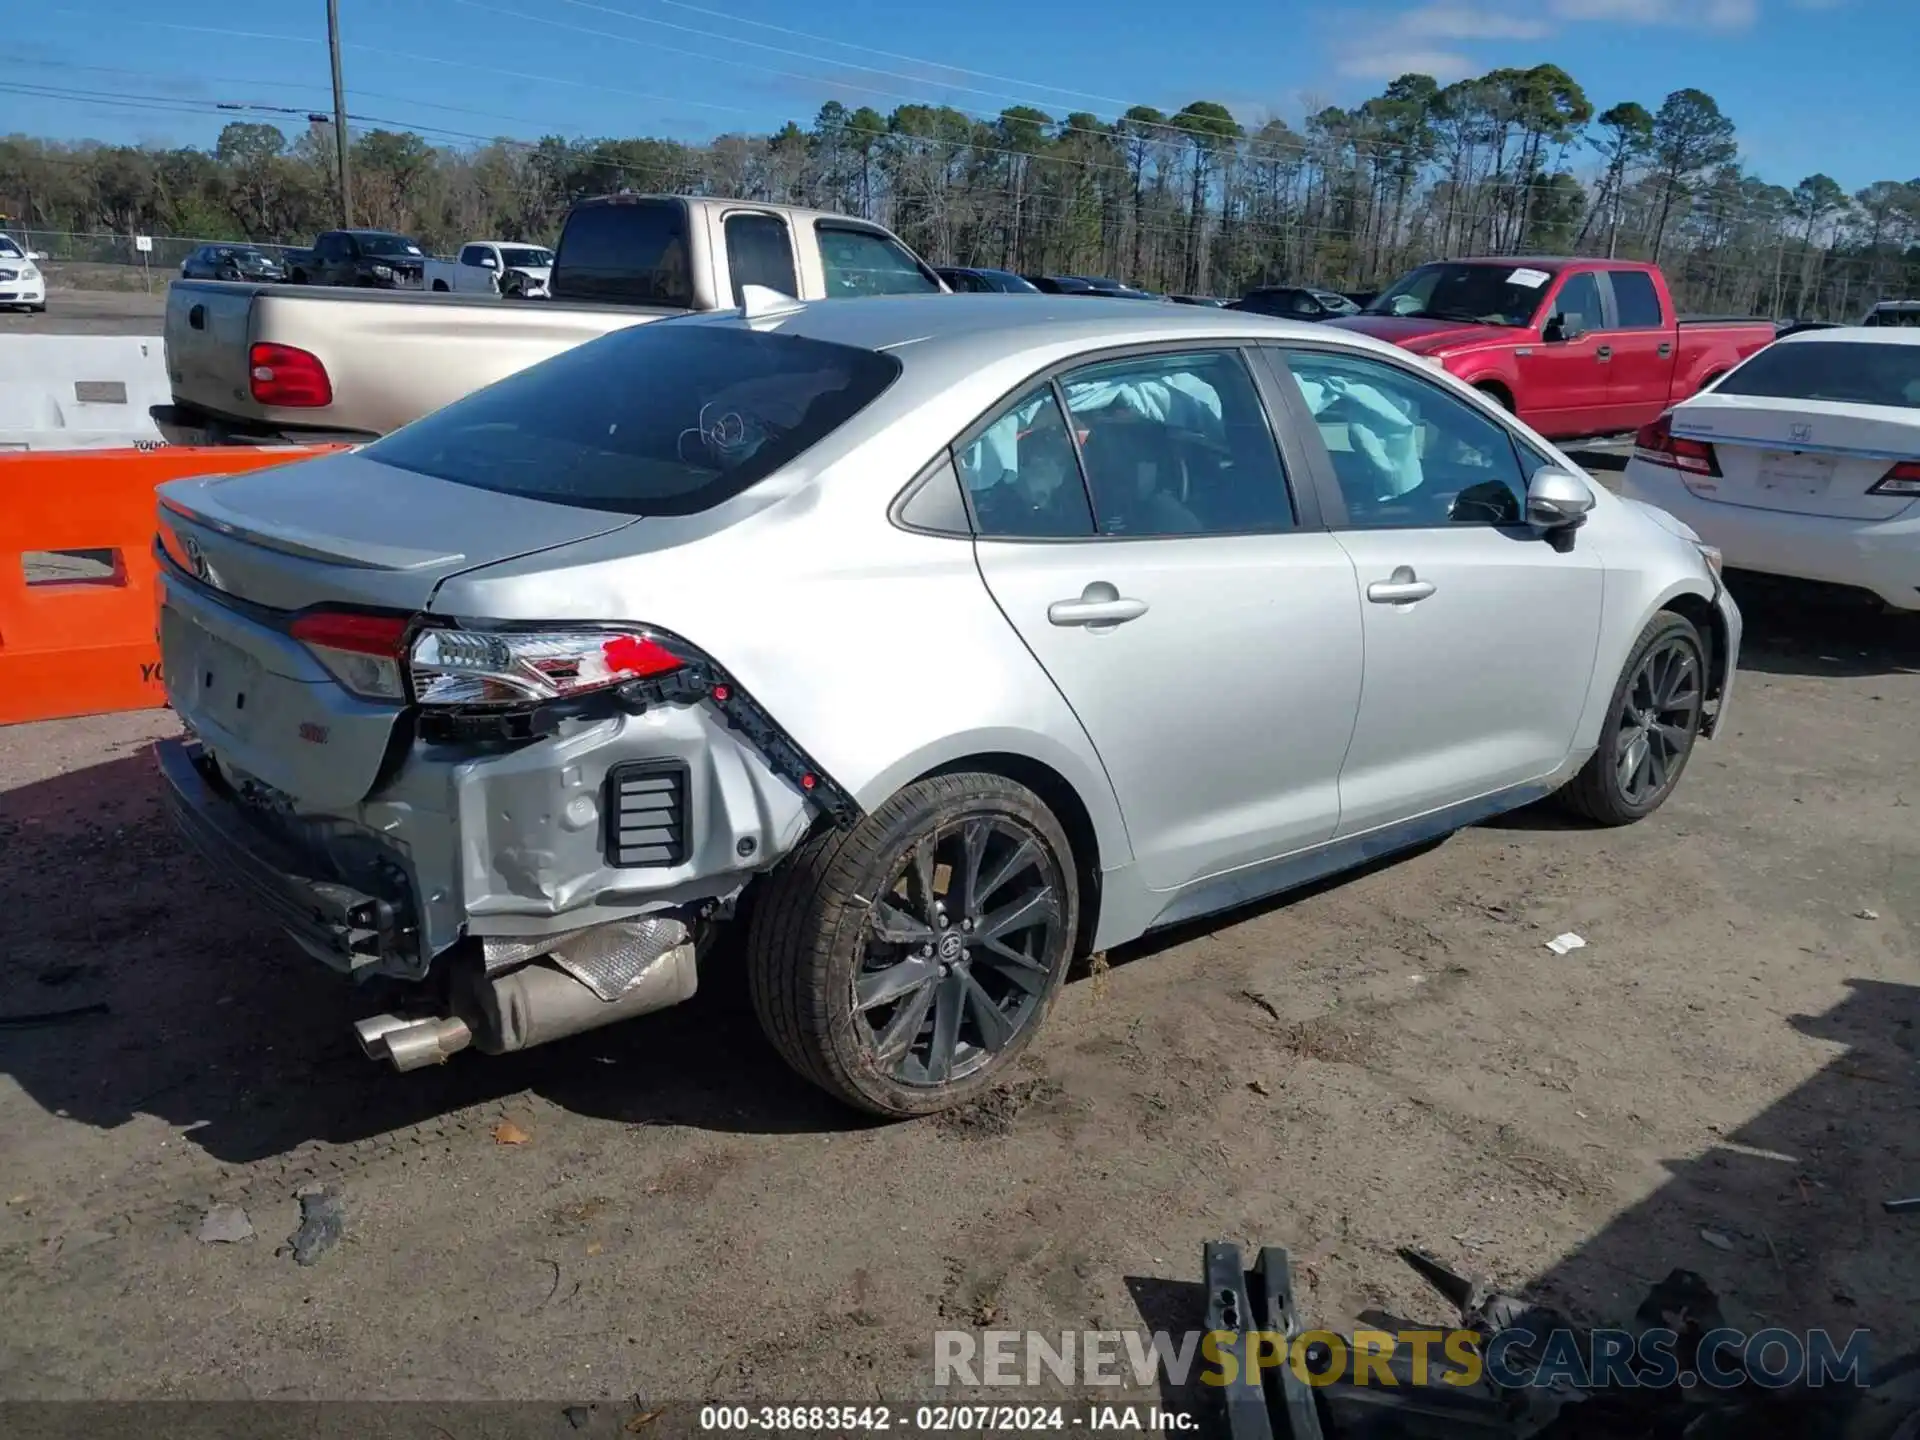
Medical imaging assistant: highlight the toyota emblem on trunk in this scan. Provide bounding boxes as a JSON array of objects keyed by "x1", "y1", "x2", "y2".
[
  {"x1": 182, "y1": 535, "x2": 221, "y2": 590},
  {"x1": 1789, "y1": 422, "x2": 1813, "y2": 444}
]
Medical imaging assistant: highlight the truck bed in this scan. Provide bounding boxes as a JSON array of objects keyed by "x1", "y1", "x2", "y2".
[{"x1": 162, "y1": 281, "x2": 683, "y2": 443}]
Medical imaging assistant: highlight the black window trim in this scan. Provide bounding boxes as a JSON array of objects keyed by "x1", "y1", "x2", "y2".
[
  {"x1": 1261, "y1": 340, "x2": 1550, "y2": 536},
  {"x1": 910, "y1": 338, "x2": 1325, "y2": 545}
]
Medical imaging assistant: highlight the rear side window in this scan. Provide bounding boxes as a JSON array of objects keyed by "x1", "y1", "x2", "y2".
[
  {"x1": 551, "y1": 200, "x2": 693, "y2": 306},
  {"x1": 816, "y1": 224, "x2": 939, "y2": 298},
  {"x1": 367, "y1": 324, "x2": 902, "y2": 515},
  {"x1": 1610, "y1": 270, "x2": 1664, "y2": 329},
  {"x1": 1714, "y1": 342, "x2": 1920, "y2": 409},
  {"x1": 724, "y1": 213, "x2": 798, "y2": 305}
]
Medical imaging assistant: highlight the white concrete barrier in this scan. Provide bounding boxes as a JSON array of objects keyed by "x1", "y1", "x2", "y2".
[{"x1": 0, "y1": 334, "x2": 168, "y2": 451}]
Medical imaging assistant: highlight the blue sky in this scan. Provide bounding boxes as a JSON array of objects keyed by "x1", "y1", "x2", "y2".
[{"x1": 6, "y1": 0, "x2": 1915, "y2": 191}]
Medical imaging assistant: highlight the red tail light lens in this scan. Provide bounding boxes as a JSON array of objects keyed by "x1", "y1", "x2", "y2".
[
  {"x1": 1633, "y1": 412, "x2": 1721, "y2": 477},
  {"x1": 291, "y1": 609, "x2": 409, "y2": 701},
  {"x1": 409, "y1": 628, "x2": 684, "y2": 707},
  {"x1": 249, "y1": 342, "x2": 333, "y2": 408},
  {"x1": 1868, "y1": 460, "x2": 1920, "y2": 496}
]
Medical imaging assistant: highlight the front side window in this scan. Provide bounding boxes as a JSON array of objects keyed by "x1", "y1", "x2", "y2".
[
  {"x1": 368, "y1": 325, "x2": 902, "y2": 515},
  {"x1": 1277, "y1": 349, "x2": 1529, "y2": 528},
  {"x1": 816, "y1": 224, "x2": 940, "y2": 298},
  {"x1": 459, "y1": 245, "x2": 488, "y2": 267},
  {"x1": 1550, "y1": 272, "x2": 1605, "y2": 335},
  {"x1": 1058, "y1": 351, "x2": 1295, "y2": 536},
  {"x1": 358, "y1": 233, "x2": 422, "y2": 258},
  {"x1": 955, "y1": 386, "x2": 1096, "y2": 539},
  {"x1": 1610, "y1": 270, "x2": 1664, "y2": 329},
  {"x1": 725, "y1": 213, "x2": 798, "y2": 305}
]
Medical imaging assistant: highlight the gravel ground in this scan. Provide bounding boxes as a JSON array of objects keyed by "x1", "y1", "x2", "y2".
[
  {"x1": 2, "y1": 287, "x2": 167, "y2": 336},
  {"x1": 0, "y1": 562, "x2": 1915, "y2": 1419}
]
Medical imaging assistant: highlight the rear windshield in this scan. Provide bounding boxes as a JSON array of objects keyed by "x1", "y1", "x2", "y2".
[
  {"x1": 1714, "y1": 341, "x2": 1920, "y2": 409},
  {"x1": 552, "y1": 200, "x2": 692, "y2": 307},
  {"x1": 366, "y1": 322, "x2": 903, "y2": 515}
]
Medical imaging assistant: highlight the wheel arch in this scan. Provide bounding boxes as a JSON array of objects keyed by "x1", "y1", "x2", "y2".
[
  {"x1": 1657, "y1": 584, "x2": 1732, "y2": 730},
  {"x1": 918, "y1": 750, "x2": 1107, "y2": 959},
  {"x1": 1472, "y1": 377, "x2": 1516, "y2": 412}
]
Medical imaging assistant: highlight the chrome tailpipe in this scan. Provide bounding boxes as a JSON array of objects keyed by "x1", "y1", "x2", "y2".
[
  {"x1": 351, "y1": 918, "x2": 698, "y2": 1074},
  {"x1": 354, "y1": 1013, "x2": 474, "y2": 1071}
]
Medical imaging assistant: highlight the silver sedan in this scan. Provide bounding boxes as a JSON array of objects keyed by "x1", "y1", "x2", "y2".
[{"x1": 154, "y1": 294, "x2": 1740, "y2": 1117}]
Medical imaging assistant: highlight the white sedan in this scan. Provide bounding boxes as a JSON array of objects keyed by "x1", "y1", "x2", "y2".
[
  {"x1": 0, "y1": 232, "x2": 47, "y2": 312},
  {"x1": 1621, "y1": 327, "x2": 1920, "y2": 611}
]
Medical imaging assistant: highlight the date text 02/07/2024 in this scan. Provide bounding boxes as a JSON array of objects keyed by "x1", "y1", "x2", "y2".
[{"x1": 695, "y1": 1404, "x2": 1198, "y2": 1432}]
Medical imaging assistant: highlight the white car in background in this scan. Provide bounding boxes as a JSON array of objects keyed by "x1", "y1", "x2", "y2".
[
  {"x1": 0, "y1": 232, "x2": 47, "y2": 312},
  {"x1": 1621, "y1": 327, "x2": 1920, "y2": 611},
  {"x1": 424, "y1": 240, "x2": 554, "y2": 298}
]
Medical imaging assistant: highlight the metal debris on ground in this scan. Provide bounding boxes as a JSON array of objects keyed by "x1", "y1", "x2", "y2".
[
  {"x1": 1700, "y1": 1226, "x2": 1737, "y2": 1251},
  {"x1": 1201, "y1": 1240, "x2": 1916, "y2": 1439},
  {"x1": 1544, "y1": 932, "x2": 1586, "y2": 956},
  {"x1": 285, "y1": 1187, "x2": 345, "y2": 1266},
  {"x1": 196, "y1": 1204, "x2": 254, "y2": 1244},
  {"x1": 1856, "y1": 908, "x2": 1881, "y2": 920}
]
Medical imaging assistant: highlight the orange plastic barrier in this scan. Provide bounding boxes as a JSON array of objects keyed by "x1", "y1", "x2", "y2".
[{"x1": 0, "y1": 446, "x2": 341, "y2": 727}]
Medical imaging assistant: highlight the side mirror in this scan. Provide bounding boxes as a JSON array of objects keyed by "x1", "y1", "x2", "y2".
[
  {"x1": 1543, "y1": 314, "x2": 1584, "y2": 342},
  {"x1": 479, "y1": 255, "x2": 499, "y2": 269},
  {"x1": 1527, "y1": 467, "x2": 1595, "y2": 529}
]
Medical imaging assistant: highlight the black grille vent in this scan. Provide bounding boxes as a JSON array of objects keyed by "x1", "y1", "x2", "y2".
[{"x1": 605, "y1": 760, "x2": 690, "y2": 868}]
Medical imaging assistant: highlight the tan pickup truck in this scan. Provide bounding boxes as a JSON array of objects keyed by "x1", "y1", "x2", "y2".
[{"x1": 156, "y1": 195, "x2": 948, "y2": 445}]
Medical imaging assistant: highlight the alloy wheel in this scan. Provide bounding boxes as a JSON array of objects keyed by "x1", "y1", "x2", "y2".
[
  {"x1": 853, "y1": 816, "x2": 1066, "y2": 1087},
  {"x1": 1614, "y1": 634, "x2": 1703, "y2": 807}
]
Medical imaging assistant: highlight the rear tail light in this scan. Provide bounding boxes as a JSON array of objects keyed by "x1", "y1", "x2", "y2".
[
  {"x1": 1868, "y1": 460, "x2": 1920, "y2": 496},
  {"x1": 249, "y1": 342, "x2": 333, "y2": 408},
  {"x1": 290, "y1": 609, "x2": 409, "y2": 701},
  {"x1": 1633, "y1": 412, "x2": 1721, "y2": 477},
  {"x1": 409, "y1": 627, "x2": 684, "y2": 707}
]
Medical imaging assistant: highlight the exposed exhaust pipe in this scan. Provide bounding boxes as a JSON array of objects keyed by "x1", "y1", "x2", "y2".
[{"x1": 352, "y1": 918, "x2": 698, "y2": 1074}]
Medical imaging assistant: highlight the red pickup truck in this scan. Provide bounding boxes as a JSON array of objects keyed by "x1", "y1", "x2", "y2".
[{"x1": 1325, "y1": 258, "x2": 1777, "y2": 441}]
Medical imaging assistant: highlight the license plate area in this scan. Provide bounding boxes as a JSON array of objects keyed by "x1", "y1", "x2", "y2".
[
  {"x1": 163, "y1": 601, "x2": 265, "y2": 741},
  {"x1": 1755, "y1": 448, "x2": 1836, "y2": 496}
]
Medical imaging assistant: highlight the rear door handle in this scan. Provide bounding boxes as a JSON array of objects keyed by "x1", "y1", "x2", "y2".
[
  {"x1": 1595, "y1": 344, "x2": 1613, "y2": 362},
  {"x1": 1367, "y1": 566, "x2": 1436, "y2": 605},
  {"x1": 1048, "y1": 582, "x2": 1148, "y2": 628}
]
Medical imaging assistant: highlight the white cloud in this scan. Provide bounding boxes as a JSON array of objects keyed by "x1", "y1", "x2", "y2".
[
  {"x1": 1547, "y1": 0, "x2": 1758, "y2": 27},
  {"x1": 1334, "y1": 47, "x2": 1479, "y2": 81},
  {"x1": 1400, "y1": 4, "x2": 1555, "y2": 39}
]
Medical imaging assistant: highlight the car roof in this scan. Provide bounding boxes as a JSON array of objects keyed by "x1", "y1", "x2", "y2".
[
  {"x1": 1775, "y1": 324, "x2": 1920, "y2": 347},
  {"x1": 677, "y1": 291, "x2": 1412, "y2": 368}
]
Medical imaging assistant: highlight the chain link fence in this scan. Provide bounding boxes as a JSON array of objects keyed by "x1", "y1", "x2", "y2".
[{"x1": 8, "y1": 230, "x2": 307, "y2": 291}]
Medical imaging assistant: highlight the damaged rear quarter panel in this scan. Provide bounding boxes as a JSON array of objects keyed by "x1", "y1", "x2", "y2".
[{"x1": 427, "y1": 457, "x2": 1134, "y2": 880}]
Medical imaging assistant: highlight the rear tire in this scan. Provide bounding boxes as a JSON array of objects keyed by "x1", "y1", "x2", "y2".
[
  {"x1": 746, "y1": 773, "x2": 1078, "y2": 1118},
  {"x1": 1557, "y1": 609, "x2": 1706, "y2": 826}
]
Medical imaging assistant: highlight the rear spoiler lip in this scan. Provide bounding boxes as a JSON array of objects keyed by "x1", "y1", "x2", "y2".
[{"x1": 157, "y1": 478, "x2": 468, "y2": 573}]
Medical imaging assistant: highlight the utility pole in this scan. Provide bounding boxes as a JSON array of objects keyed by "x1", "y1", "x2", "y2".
[{"x1": 327, "y1": 0, "x2": 352, "y2": 227}]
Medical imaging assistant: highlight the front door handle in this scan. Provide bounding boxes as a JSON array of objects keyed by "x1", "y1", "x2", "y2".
[
  {"x1": 1595, "y1": 344, "x2": 1613, "y2": 362},
  {"x1": 1048, "y1": 582, "x2": 1148, "y2": 629},
  {"x1": 1367, "y1": 565, "x2": 1436, "y2": 605},
  {"x1": 1657, "y1": 342, "x2": 1672, "y2": 358}
]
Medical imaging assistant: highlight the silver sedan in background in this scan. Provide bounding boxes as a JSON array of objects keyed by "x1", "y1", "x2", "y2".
[{"x1": 154, "y1": 295, "x2": 1739, "y2": 1118}]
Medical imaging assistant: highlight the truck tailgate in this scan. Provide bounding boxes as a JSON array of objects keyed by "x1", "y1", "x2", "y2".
[
  {"x1": 165, "y1": 281, "x2": 260, "y2": 423},
  {"x1": 164, "y1": 281, "x2": 682, "y2": 441}
]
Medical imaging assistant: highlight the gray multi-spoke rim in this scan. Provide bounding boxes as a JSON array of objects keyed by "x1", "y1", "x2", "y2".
[
  {"x1": 1615, "y1": 635, "x2": 1702, "y2": 807},
  {"x1": 853, "y1": 815, "x2": 1064, "y2": 1087}
]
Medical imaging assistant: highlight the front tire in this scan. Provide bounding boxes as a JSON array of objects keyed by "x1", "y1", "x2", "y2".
[
  {"x1": 1558, "y1": 609, "x2": 1706, "y2": 826},
  {"x1": 747, "y1": 773, "x2": 1078, "y2": 1118}
]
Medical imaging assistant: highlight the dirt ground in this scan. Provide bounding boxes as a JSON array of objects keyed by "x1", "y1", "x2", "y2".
[{"x1": 1, "y1": 571, "x2": 1915, "y2": 1420}]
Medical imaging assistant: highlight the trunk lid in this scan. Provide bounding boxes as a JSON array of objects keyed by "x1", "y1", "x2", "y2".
[
  {"x1": 1669, "y1": 393, "x2": 1919, "y2": 521},
  {"x1": 157, "y1": 450, "x2": 642, "y2": 807}
]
